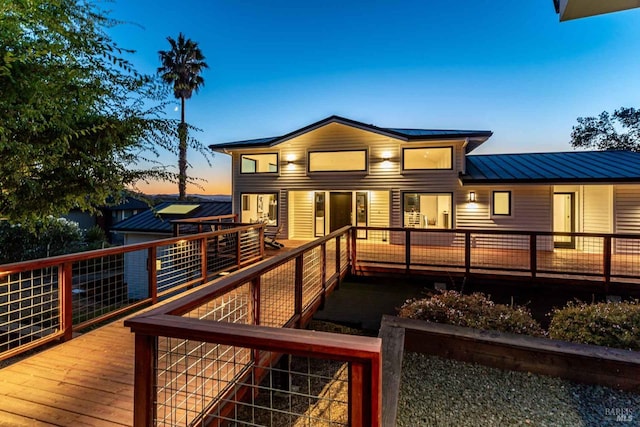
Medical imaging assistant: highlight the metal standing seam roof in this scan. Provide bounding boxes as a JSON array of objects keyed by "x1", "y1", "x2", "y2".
[
  {"x1": 110, "y1": 201, "x2": 232, "y2": 233},
  {"x1": 209, "y1": 115, "x2": 493, "y2": 150},
  {"x1": 463, "y1": 151, "x2": 640, "y2": 184}
]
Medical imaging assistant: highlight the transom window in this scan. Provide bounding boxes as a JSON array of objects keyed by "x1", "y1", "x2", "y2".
[
  {"x1": 403, "y1": 193, "x2": 452, "y2": 229},
  {"x1": 403, "y1": 147, "x2": 452, "y2": 170},
  {"x1": 241, "y1": 154, "x2": 278, "y2": 173},
  {"x1": 308, "y1": 150, "x2": 367, "y2": 172},
  {"x1": 492, "y1": 191, "x2": 511, "y2": 216}
]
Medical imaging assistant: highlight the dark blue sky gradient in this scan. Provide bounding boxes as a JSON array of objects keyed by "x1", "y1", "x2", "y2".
[{"x1": 106, "y1": 1, "x2": 640, "y2": 194}]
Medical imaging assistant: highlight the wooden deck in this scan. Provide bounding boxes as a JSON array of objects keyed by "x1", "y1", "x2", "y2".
[
  {"x1": 2, "y1": 235, "x2": 639, "y2": 425},
  {"x1": 0, "y1": 318, "x2": 134, "y2": 426},
  {"x1": 0, "y1": 241, "x2": 316, "y2": 426}
]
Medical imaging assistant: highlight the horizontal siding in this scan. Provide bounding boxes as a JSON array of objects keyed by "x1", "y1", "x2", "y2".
[
  {"x1": 289, "y1": 191, "x2": 313, "y2": 239},
  {"x1": 369, "y1": 191, "x2": 390, "y2": 228},
  {"x1": 615, "y1": 185, "x2": 640, "y2": 233},
  {"x1": 456, "y1": 186, "x2": 551, "y2": 232},
  {"x1": 583, "y1": 186, "x2": 611, "y2": 233}
]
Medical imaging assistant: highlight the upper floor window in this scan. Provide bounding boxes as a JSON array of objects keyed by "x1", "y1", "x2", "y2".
[
  {"x1": 241, "y1": 154, "x2": 278, "y2": 173},
  {"x1": 403, "y1": 147, "x2": 452, "y2": 170},
  {"x1": 492, "y1": 191, "x2": 511, "y2": 216},
  {"x1": 308, "y1": 150, "x2": 367, "y2": 172}
]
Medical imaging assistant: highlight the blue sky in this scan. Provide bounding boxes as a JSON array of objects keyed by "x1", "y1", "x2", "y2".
[{"x1": 106, "y1": 1, "x2": 640, "y2": 194}]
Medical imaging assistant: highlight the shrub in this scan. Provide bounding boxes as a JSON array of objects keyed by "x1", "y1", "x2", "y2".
[
  {"x1": 548, "y1": 300, "x2": 640, "y2": 351},
  {"x1": 398, "y1": 290, "x2": 544, "y2": 336}
]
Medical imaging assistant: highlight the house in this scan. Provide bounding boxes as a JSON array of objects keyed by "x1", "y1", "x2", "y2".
[
  {"x1": 110, "y1": 200, "x2": 232, "y2": 299},
  {"x1": 209, "y1": 115, "x2": 640, "y2": 250},
  {"x1": 553, "y1": 0, "x2": 640, "y2": 21},
  {"x1": 62, "y1": 196, "x2": 150, "y2": 243}
]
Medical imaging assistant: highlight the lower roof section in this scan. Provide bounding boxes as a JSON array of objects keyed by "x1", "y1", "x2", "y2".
[{"x1": 463, "y1": 150, "x2": 640, "y2": 184}]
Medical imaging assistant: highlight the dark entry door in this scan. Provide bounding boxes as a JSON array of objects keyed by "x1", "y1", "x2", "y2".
[{"x1": 330, "y1": 192, "x2": 352, "y2": 232}]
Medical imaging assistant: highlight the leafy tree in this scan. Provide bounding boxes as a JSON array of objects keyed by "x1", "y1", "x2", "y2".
[
  {"x1": 158, "y1": 33, "x2": 209, "y2": 200},
  {"x1": 0, "y1": 0, "x2": 175, "y2": 224},
  {"x1": 571, "y1": 107, "x2": 640, "y2": 151},
  {"x1": 0, "y1": 217, "x2": 85, "y2": 263}
]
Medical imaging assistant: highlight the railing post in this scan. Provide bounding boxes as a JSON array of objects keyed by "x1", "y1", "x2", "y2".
[
  {"x1": 295, "y1": 254, "x2": 304, "y2": 327},
  {"x1": 530, "y1": 232, "x2": 537, "y2": 279},
  {"x1": 604, "y1": 235, "x2": 612, "y2": 292},
  {"x1": 405, "y1": 229, "x2": 411, "y2": 272},
  {"x1": 60, "y1": 262, "x2": 73, "y2": 341},
  {"x1": 465, "y1": 231, "x2": 471, "y2": 277},
  {"x1": 320, "y1": 242, "x2": 327, "y2": 310},
  {"x1": 259, "y1": 226, "x2": 265, "y2": 259},
  {"x1": 173, "y1": 222, "x2": 179, "y2": 237},
  {"x1": 236, "y1": 230, "x2": 242, "y2": 268},
  {"x1": 349, "y1": 361, "x2": 373, "y2": 427},
  {"x1": 350, "y1": 227, "x2": 357, "y2": 275},
  {"x1": 250, "y1": 276, "x2": 261, "y2": 325},
  {"x1": 200, "y1": 237, "x2": 208, "y2": 284},
  {"x1": 133, "y1": 333, "x2": 157, "y2": 427},
  {"x1": 148, "y1": 247, "x2": 158, "y2": 304},
  {"x1": 335, "y1": 235, "x2": 341, "y2": 289}
]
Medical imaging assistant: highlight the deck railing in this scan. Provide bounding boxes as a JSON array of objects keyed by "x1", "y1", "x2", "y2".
[
  {"x1": 171, "y1": 214, "x2": 239, "y2": 236},
  {"x1": 352, "y1": 227, "x2": 640, "y2": 287},
  {"x1": 125, "y1": 226, "x2": 382, "y2": 427},
  {"x1": 0, "y1": 223, "x2": 263, "y2": 361}
]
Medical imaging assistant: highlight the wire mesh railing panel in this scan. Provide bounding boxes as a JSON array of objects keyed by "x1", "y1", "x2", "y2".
[
  {"x1": 240, "y1": 228, "x2": 262, "y2": 264},
  {"x1": 612, "y1": 237, "x2": 640, "y2": 277},
  {"x1": 71, "y1": 254, "x2": 126, "y2": 325},
  {"x1": 260, "y1": 260, "x2": 296, "y2": 328},
  {"x1": 204, "y1": 350, "x2": 349, "y2": 427},
  {"x1": 0, "y1": 268, "x2": 60, "y2": 354},
  {"x1": 156, "y1": 337, "x2": 252, "y2": 426},
  {"x1": 339, "y1": 236, "x2": 348, "y2": 274},
  {"x1": 355, "y1": 230, "x2": 404, "y2": 265},
  {"x1": 205, "y1": 234, "x2": 236, "y2": 275},
  {"x1": 539, "y1": 236, "x2": 604, "y2": 275},
  {"x1": 302, "y1": 248, "x2": 322, "y2": 310},
  {"x1": 325, "y1": 239, "x2": 337, "y2": 279},
  {"x1": 469, "y1": 233, "x2": 530, "y2": 271},
  {"x1": 156, "y1": 240, "x2": 202, "y2": 294},
  {"x1": 409, "y1": 230, "x2": 465, "y2": 269},
  {"x1": 182, "y1": 283, "x2": 251, "y2": 324}
]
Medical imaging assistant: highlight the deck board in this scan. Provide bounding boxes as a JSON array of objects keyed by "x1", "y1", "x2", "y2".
[{"x1": 0, "y1": 319, "x2": 135, "y2": 426}]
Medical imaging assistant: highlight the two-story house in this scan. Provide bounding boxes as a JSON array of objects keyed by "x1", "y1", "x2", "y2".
[{"x1": 210, "y1": 115, "x2": 640, "y2": 250}]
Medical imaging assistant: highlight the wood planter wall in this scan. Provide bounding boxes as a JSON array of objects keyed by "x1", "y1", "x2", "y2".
[{"x1": 379, "y1": 315, "x2": 640, "y2": 427}]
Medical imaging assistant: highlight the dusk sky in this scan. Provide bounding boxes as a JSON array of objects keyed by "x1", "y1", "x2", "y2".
[{"x1": 106, "y1": 1, "x2": 640, "y2": 195}]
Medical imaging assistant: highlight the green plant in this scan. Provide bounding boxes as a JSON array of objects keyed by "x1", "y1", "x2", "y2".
[
  {"x1": 398, "y1": 290, "x2": 544, "y2": 336},
  {"x1": 548, "y1": 300, "x2": 640, "y2": 350}
]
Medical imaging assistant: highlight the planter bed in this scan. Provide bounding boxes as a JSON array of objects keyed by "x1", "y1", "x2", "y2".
[{"x1": 397, "y1": 352, "x2": 639, "y2": 427}]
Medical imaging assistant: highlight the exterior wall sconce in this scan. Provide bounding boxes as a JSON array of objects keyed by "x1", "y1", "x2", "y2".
[
  {"x1": 287, "y1": 160, "x2": 294, "y2": 165},
  {"x1": 469, "y1": 191, "x2": 476, "y2": 203},
  {"x1": 381, "y1": 156, "x2": 391, "y2": 162}
]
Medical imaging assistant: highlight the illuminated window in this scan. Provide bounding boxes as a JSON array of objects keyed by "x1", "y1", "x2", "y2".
[
  {"x1": 403, "y1": 147, "x2": 452, "y2": 170},
  {"x1": 308, "y1": 150, "x2": 367, "y2": 172},
  {"x1": 403, "y1": 193, "x2": 452, "y2": 229},
  {"x1": 241, "y1": 154, "x2": 278, "y2": 173},
  {"x1": 492, "y1": 191, "x2": 511, "y2": 216},
  {"x1": 241, "y1": 193, "x2": 278, "y2": 225}
]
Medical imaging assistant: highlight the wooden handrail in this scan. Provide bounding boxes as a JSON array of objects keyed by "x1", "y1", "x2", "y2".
[{"x1": 0, "y1": 223, "x2": 263, "y2": 275}]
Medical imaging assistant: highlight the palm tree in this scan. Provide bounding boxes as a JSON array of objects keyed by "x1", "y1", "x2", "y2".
[{"x1": 158, "y1": 33, "x2": 208, "y2": 199}]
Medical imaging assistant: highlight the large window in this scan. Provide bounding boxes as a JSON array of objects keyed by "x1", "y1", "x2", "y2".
[
  {"x1": 241, "y1": 193, "x2": 278, "y2": 225},
  {"x1": 492, "y1": 191, "x2": 511, "y2": 216},
  {"x1": 403, "y1": 147, "x2": 452, "y2": 170},
  {"x1": 308, "y1": 150, "x2": 367, "y2": 172},
  {"x1": 241, "y1": 154, "x2": 278, "y2": 173},
  {"x1": 403, "y1": 193, "x2": 452, "y2": 229}
]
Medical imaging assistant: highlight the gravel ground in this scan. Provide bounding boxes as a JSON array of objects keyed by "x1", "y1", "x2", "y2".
[{"x1": 397, "y1": 352, "x2": 640, "y2": 427}]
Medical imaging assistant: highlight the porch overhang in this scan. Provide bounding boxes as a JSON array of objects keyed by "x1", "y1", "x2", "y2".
[{"x1": 554, "y1": 0, "x2": 640, "y2": 21}]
